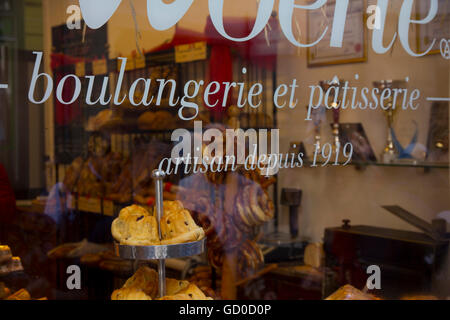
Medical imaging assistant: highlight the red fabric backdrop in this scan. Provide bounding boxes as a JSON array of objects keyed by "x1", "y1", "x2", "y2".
[{"x1": 149, "y1": 15, "x2": 280, "y2": 118}]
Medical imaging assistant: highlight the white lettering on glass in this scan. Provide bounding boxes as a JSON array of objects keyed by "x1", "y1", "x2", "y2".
[
  {"x1": 147, "y1": 0, "x2": 194, "y2": 31},
  {"x1": 77, "y1": 0, "x2": 443, "y2": 58},
  {"x1": 79, "y1": 0, "x2": 122, "y2": 29},
  {"x1": 279, "y1": 0, "x2": 328, "y2": 47},
  {"x1": 209, "y1": 0, "x2": 274, "y2": 42},
  {"x1": 398, "y1": 0, "x2": 438, "y2": 57},
  {"x1": 29, "y1": 51, "x2": 53, "y2": 104}
]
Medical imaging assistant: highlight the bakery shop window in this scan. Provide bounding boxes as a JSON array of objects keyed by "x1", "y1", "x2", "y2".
[{"x1": 0, "y1": 0, "x2": 449, "y2": 301}]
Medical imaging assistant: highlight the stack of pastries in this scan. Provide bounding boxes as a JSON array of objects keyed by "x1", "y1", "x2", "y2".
[
  {"x1": 62, "y1": 141, "x2": 172, "y2": 205},
  {"x1": 111, "y1": 202, "x2": 205, "y2": 246},
  {"x1": 0, "y1": 245, "x2": 23, "y2": 276},
  {"x1": 111, "y1": 266, "x2": 212, "y2": 300}
]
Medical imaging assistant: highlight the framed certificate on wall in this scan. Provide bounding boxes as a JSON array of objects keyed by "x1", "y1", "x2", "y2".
[
  {"x1": 307, "y1": 0, "x2": 367, "y2": 67},
  {"x1": 416, "y1": 0, "x2": 449, "y2": 55}
]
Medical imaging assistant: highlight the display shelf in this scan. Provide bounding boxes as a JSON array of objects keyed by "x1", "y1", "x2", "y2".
[
  {"x1": 303, "y1": 160, "x2": 449, "y2": 170},
  {"x1": 85, "y1": 125, "x2": 274, "y2": 136},
  {"x1": 362, "y1": 161, "x2": 449, "y2": 169},
  {"x1": 112, "y1": 169, "x2": 205, "y2": 298},
  {"x1": 114, "y1": 239, "x2": 206, "y2": 260}
]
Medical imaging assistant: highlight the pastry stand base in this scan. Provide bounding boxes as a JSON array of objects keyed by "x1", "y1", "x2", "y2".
[{"x1": 114, "y1": 239, "x2": 206, "y2": 298}]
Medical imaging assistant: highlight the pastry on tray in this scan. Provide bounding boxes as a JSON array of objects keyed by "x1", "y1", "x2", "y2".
[
  {"x1": 111, "y1": 205, "x2": 159, "y2": 246},
  {"x1": 0, "y1": 245, "x2": 12, "y2": 264},
  {"x1": 0, "y1": 257, "x2": 23, "y2": 276},
  {"x1": 160, "y1": 201, "x2": 205, "y2": 245},
  {"x1": 166, "y1": 278, "x2": 190, "y2": 295},
  {"x1": 171, "y1": 283, "x2": 210, "y2": 300},
  {"x1": 158, "y1": 293, "x2": 192, "y2": 300},
  {"x1": 111, "y1": 287, "x2": 152, "y2": 300},
  {"x1": 6, "y1": 288, "x2": 31, "y2": 300},
  {"x1": 111, "y1": 202, "x2": 204, "y2": 246},
  {"x1": 138, "y1": 111, "x2": 176, "y2": 131},
  {"x1": 111, "y1": 266, "x2": 212, "y2": 300}
]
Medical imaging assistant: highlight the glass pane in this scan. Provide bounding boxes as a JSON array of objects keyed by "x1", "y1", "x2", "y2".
[{"x1": 0, "y1": 0, "x2": 448, "y2": 303}]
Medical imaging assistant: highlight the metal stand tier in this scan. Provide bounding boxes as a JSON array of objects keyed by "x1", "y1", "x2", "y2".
[{"x1": 114, "y1": 169, "x2": 205, "y2": 298}]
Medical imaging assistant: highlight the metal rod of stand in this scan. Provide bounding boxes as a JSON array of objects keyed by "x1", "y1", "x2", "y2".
[{"x1": 152, "y1": 169, "x2": 166, "y2": 298}]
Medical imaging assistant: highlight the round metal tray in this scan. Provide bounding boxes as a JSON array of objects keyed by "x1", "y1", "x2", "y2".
[{"x1": 114, "y1": 238, "x2": 206, "y2": 260}]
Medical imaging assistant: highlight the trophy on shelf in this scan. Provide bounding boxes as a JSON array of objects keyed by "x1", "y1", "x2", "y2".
[
  {"x1": 372, "y1": 80, "x2": 407, "y2": 164},
  {"x1": 305, "y1": 104, "x2": 325, "y2": 151},
  {"x1": 319, "y1": 77, "x2": 346, "y2": 157}
]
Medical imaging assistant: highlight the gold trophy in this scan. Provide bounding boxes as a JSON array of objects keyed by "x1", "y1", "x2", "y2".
[
  {"x1": 305, "y1": 104, "x2": 325, "y2": 151},
  {"x1": 319, "y1": 78, "x2": 346, "y2": 158},
  {"x1": 373, "y1": 80, "x2": 406, "y2": 164}
]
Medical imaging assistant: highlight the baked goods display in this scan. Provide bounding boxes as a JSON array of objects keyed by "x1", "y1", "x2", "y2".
[
  {"x1": 173, "y1": 133, "x2": 276, "y2": 299},
  {"x1": 111, "y1": 266, "x2": 212, "y2": 300},
  {"x1": 325, "y1": 284, "x2": 380, "y2": 300},
  {"x1": 62, "y1": 141, "x2": 172, "y2": 204},
  {"x1": 111, "y1": 202, "x2": 205, "y2": 246},
  {"x1": 0, "y1": 245, "x2": 12, "y2": 264},
  {"x1": 160, "y1": 201, "x2": 205, "y2": 245},
  {"x1": 6, "y1": 288, "x2": 31, "y2": 301},
  {"x1": 111, "y1": 205, "x2": 159, "y2": 246},
  {"x1": 111, "y1": 287, "x2": 152, "y2": 300},
  {"x1": 0, "y1": 282, "x2": 11, "y2": 299},
  {"x1": 188, "y1": 265, "x2": 221, "y2": 300},
  {"x1": 0, "y1": 257, "x2": 24, "y2": 276},
  {"x1": 62, "y1": 157, "x2": 84, "y2": 192},
  {"x1": 47, "y1": 243, "x2": 80, "y2": 259},
  {"x1": 75, "y1": 156, "x2": 104, "y2": 198},
  {"x1": 86, "y1": 109, "x2": 125, "y2": 132},
  {"x1": 178, "y1": 168, "x2": 274, "y2": 272},
  {"x1": 47, "y1": 241, "x2": 135, "y2": 276},
  {"x1": 0, "y1": 245, "x2": 23, "y2": 276},
  {"x1": 138, "y1": 111, "x2": 177, "y2": 131},
  {"x1": 1, "y1": 287, "x2": 46, "y2": 301},
  {"x1": 80, "y1": 250, "x2": 134, "y2": 275},
  {"x1": 47, "y1": 239, "x2": 109, "y2": 259},
  {"x1": 234, "y1": 183, "x2": 274, "y2": 231}
]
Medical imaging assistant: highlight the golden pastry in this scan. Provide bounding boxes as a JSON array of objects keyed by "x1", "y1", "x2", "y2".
[
  {"x1": 166, "y1": 278, "x2": 190, "y2": 296},
  {"x1": 111, "y1": 287, "x2": 152, "y2": 300},
  {"x1": 138, "y1": 111, "x2": 175, "y2": 131},
  {"x1": 6, "y1": 288, "x2": 31, "y2": 300},
  {"x1": 325, "y1": 284, "x2": 379, "y2": 300},
  {"x1": 158, "y1": 293, "x2": 193, "y2": 300},
  {"x1": 111, "y1": 266, "x2": 213, "y2": 300},
  {"x1": 111, "y1": 205, "x2": 160, "y2": 246},
  {"x1": 162, "y1": 200, "x2": 184, "y2": 213},
  {"x1": 0, "y1": 257, "x2": 23, "y2": 275},
  {"x1": 0, "y1": 245, "x2": 12, "y2": 264},
  {"x1": 160, "y1": 201, "x2": 205, "y2": 245},
  {"x1": 159, "y1": 284, "x2": 212, "y2": 300},
  {"x1": 177, "y1": 284, "x2": 212, "y2": 300}
]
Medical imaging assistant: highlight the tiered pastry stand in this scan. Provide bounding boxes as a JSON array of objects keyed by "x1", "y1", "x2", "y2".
[{"x1": 114, "y1": 169, "x2": 206, "y2": 298}]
